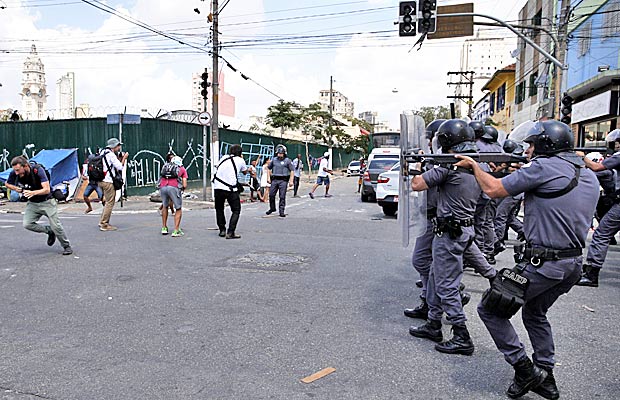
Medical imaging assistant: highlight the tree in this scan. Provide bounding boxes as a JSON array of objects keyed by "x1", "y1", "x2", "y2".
[
  {"x1": 301, "y1": 103, "x2": 332, "y2": 144},
  {"x1": 266, "y1": 100, "x2": 303, "y2": 139},
  {"x1": 414, "y1": 106, "x2": 451, "y2": 126}
]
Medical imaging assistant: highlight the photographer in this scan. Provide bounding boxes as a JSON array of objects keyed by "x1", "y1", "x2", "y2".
[
  {"x1": 5, "y1": 156, "x2": 73, "y2": 255},
  {"x1": 98, "y1": 138, "x2": 128, "y2": 232}
]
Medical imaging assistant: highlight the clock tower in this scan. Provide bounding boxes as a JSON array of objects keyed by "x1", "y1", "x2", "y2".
[{"x1": 19, "y1": 44, "x2": 48, "y2": 120}]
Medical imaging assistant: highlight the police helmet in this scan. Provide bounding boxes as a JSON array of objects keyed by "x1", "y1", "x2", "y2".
[
  {"x1": 436, "y1": 119, "x2": 477, "y2": 153},
  {"x1": 605, "y1": 129, "x2": 620, "y2": 153},
  {"x1": 469, "y1": 121, "x2": 485, "y2": 139},
  {"x1": 502, "y1": 139, "x2": 524, "y2": 155},
  {"x1": 425, "y1": 119, "x2": 447, "y2": 141},
  {"x1": 523, "y1": 120, "x2": 574, "y2": 155},
  {"x1": 275, "y1": 144, "x2": 287, "y2": 156},
  {"x1": 481, "y1": 125, "x2": 499, "y2": 143}
]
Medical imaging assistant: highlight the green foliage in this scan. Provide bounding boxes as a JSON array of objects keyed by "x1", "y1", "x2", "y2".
[
  {"x1": 414, "y1": 106, "x2": 452, "y2": 126},
  {"x1": 266, "y1": 100, "x2": 303, "y2": 134}
]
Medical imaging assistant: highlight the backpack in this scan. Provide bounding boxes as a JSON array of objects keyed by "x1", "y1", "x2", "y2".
[
  {"x1": 87, "y1": 152, "x2": 106, "y2": 182},
  {"x1": 29, "y1": 161, "x2": 51, "y2": 184},
  {"x1": 160, "y1": 162, "x2": 180, "y2": 179}
]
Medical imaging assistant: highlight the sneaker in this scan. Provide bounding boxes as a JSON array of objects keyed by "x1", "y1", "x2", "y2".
[
  {"x1": 219, "y1": 229, "x2": 226, "y2": 237},
  {"x1": 279, "y1": 214, "x2": 286, "y2": 218},
  {"x1": 324, "y1": 194, "x2": 333, "y2": 198},
  {"x1": 171, "y1": 229, "x2": 184, "y2": 237},
  {"x1": 308, "y1": 192, "x2": 314, "y2": 199},
  {"x1": 100, "y1": 224, "x2": 118, "y2": 231},
  {"x1": 266, "y1": 209, "x2": 275, "y2": 215},
  {"x1": 161, "y1": 227, "x2": 169, "y2": 235},
  {"x1": 62, "y1": 246, "x2": 73, "y2": 256},
  {"x1": 226, "y1": 233, "x2": 241, "y2": 239}
]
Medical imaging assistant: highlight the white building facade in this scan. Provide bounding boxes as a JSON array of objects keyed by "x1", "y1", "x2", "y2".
[
  {"x1": 318, "y1": 89, "x2": 354, "y2": 118},
  {"x1": 56, "y1": 72, "x2": 75, "y2": 119},
  {"x1": 456, "y1": 31, "x2": 516, "y2": 118},
  {"x1": 19, "y1": 44, "x2": 48, "y2": 120}
]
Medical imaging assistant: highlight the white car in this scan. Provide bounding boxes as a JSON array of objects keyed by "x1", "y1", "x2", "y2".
[
  {"x1": 346, "y1": 160, "x2": 361, "y2": 176},
  {"x1": 376, "y1": 162, "x2": 400, "y2": 216}
]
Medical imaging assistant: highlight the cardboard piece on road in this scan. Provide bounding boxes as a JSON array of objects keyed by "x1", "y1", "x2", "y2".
[
  {"x1": 428, "y1": 3, "x2": 474, "y2": 40},
  {"x1": 301, "y1": 367, "x2": 336, "y2": 384}
]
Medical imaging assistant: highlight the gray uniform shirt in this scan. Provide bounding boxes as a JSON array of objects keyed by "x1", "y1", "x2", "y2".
[
  {"x1": 422, "y1": 167, "x2": 482, "y2": 220},
  {"x1": 502, "y1": 156, "x2": 599, "y2": 250},
  {"x1": 476, "y1": 140, "x2": 503, "y2": 153},
  {"x1": 602, "y1": 153, "x2": 620, "y2": 191},
  {"x1": 269, "y1": 157, "x2": 294, "y2": 178}
]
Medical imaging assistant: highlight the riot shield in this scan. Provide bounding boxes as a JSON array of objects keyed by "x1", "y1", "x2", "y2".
[
  {"x1": 508, "y1": 120, "x2": 536, "y2": 143},
  {"x1": 497, "y1": 129, "x2": 507, "y2": 146},
  {"x1": 399, "y1": 111, "x2": 429, "y2": 248}
]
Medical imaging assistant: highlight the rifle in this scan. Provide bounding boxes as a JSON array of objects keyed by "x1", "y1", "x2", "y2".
[
  {"x1": 403, "y1": 151, "x2": 528, "y2": 168},
  {"x1": 574, "y1": 147, "x2": 607, "y2": 154}
]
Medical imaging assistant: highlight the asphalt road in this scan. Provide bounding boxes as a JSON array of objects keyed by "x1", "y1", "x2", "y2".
[{"x1": 0, "y1": 176, "x2": 618, "y2": 400}]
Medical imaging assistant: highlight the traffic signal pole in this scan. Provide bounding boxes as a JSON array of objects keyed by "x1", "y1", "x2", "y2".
[{"x1": 211, "y1": 0, "x2": 220, "y2": 199}]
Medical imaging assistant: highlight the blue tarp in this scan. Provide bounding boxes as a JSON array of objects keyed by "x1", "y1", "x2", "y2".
[{"x1": 0, "y1": 149, "x2": 79, "y2": 187}]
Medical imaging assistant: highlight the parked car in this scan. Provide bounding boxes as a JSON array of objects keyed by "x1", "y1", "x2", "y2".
[
  {"x1": 361, "y1": 158, "x2": 399, "y2": 202},
  {"x1": 346, "y1": 160, "x2": 361, "y2": 176},
  {"x1": 376, "y1": 162, "x2": 400, "y2": 216}
]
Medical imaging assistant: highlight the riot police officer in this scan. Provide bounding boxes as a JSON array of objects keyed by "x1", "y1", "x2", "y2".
[
  {"x1": 578, "y1": 129, "x2": 620, "y2": 287},
  {"x1": 266, "y1": 144, "x2": 294, "y2": 217},
  {"x1": 456, "y1": 120, "x2": 599, "y2": 399},
  {"x1": 408, "y1": 119, "x2": 485, "y2": 356}
]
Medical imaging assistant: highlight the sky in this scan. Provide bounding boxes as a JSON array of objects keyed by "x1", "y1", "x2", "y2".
[{"x1": 0, "y1": 0, "x2": 528, "y2": 128}]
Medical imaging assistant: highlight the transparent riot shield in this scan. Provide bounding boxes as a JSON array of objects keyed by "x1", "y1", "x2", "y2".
[{"x1": 399, "y1": 111, "x2": 429, "y2": 247}]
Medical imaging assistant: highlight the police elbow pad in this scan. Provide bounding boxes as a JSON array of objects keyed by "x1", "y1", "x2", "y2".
[{"x1": 481, "y1": 268, "x2": 529, "y2": 319}]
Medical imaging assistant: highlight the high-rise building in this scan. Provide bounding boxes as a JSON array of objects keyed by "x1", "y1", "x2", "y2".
[
  {"x1": 455, "y1": 30, "x2": 516, "y2": 118},
  {"x1": 358, "y1": 111, "x2": 377, "y2": 126},
  {"x1": 318, "y1": 89, "x2": 354, "y2": 118},
  {"x1": 191, "y1": 71, "x2": 236, "y2": 118},
  {"x1": 19, "y1": 44, "x2": 48, "y2": 120},
  {"x1": 56, "y1": 72, "x2": 75, "y2": 119}
]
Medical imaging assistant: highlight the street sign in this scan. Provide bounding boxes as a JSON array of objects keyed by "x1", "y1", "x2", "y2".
[
  {"x1": 427, "y1": 3, "x2": 474, "y2": 40},
  {"x1": 198, "y1": 111, "x2": 212, "y2": 126},
  {"x1": 106, "y1": 114, "x2": 141, "y2": 125}
]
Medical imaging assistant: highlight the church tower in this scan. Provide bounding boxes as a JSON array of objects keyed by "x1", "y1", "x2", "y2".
[{"x1": 19, "y1": 44, "x2": 48, "y2": 120}]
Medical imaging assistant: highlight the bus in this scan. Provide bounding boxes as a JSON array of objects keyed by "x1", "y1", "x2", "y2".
[{"x1": 367, "y1": 131, "x2": 400, "y2": 163}]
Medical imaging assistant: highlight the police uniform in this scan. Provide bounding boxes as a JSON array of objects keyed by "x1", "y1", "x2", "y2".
[
  {"x1": 267, "y1": 153, "x2": 294, "y2": 217},
  {"x1": 579, "y1": 152, "x2": 620, "y2": 286},
  {"x1": 493, "y1": 193, "x2": 525, "y2": 249},
  {"x1": 409, "y1": 119, "x2": 487, "y2": 356},
  {"x1": 476, "y1": 121, "x2": 599, "y2": 399}
]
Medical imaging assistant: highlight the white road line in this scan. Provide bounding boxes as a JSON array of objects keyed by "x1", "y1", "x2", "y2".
[{"x1": 0, "y1": 226, "x2": 15, "y2": 229}]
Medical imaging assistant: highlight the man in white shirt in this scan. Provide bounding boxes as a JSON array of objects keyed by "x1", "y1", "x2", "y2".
[
  {"x1": 99, "y1": 138, "x2": 128, "y2": 231},
  {"x1": 212, "y1": 144, "x2": 248, "y2": 239},
  {"x1": 309, "y1": 152, "x2": 333, "y2": 198},
  {"x1": 292, "y1": 154, "x2": 303, "y2": 197}
]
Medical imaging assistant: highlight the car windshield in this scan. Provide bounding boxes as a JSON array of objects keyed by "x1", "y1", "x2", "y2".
[
  {"x1": 349, "y1": 161, "x2": 360, "y2": 166},
  {"x1": 369, "y1": 159, "x2": 398, "y2": 171},
  {"x1": 390, "y1": 163, "x2": 400, "y2": 171}
]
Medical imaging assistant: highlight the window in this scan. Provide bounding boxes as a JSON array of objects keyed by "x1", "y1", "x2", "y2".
[
  {"x1": 531, "y1": 9, "x2": 542, "y2": 39},
  {"x1": 529, "y1": 72, "x2": 539, "y2": 97},
  {"x1": 602, "y1": 0, "x2": 620, "y2": 40},
  {"x1": 497, "y1": 83, "x2": 506, "y2": 110},
  {"x1": 489, "y1": 92, "x2": 496, "y2": 115},
  {"x1": 515, "y1": 81, "x2": 526, "y2": 104},
  {"x1": 578, "y1": 21, "x2": 592, "y2": 57}
]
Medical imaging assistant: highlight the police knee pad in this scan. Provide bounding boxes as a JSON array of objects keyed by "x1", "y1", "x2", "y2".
[{"x1": 481, "y1": 268, "x2": 529, "y2": 318}]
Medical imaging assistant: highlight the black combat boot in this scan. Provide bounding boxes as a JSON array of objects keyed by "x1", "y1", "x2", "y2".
[
  {"x1": 485, "y1": 254, "x2": 497, "y2": 265},
  {"x1": 506, "y1": 356, "x2": 547, "y2": 399},
  {"x1": 460, "y1": 291, "x2": 471, "y2": 307},
  {"x1": 531, "y1": 365, "x2": 560, "y2": 400},
  {"x1": 494, "y1": 240, "x2": 507, "y2": 255},
  {"x1": 434, "y1": 324, "x2": 474, "y2": 355},
  {"x1": 404, "y1": 299, "x2": 428, "y2": 319},
  {"x1": 576, "y1": 264, "x2": 600, "y2": 287},
  {"x1": 409, "y1": 319, "x2": 443, "y2": 342},
  {"x1": 415, "y1": 279, "x2": 423, "y2": 288}
]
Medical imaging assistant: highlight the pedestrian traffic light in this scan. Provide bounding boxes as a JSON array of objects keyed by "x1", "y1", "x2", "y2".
[
  {"x1": 418, "y1": 0, "x2": 437, "y2": 34},
  {"x1": 200, "y1": 69, "x2": 209, "y2": 99},
  {"x1": 560, "y1": 93, "x2": 573, "y2": 125},
  {"x1": 398, "y1": 1, "x2": 417, "y2": 37}
]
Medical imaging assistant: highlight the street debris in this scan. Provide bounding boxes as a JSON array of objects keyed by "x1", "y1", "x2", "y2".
[{"x1": 301, "y1": 367, "x2": 336, "y2": 384}]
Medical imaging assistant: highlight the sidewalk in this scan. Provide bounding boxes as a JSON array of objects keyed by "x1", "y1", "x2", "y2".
[{"x1": 0, "y1": 173, "x2": 349, "y2": 215}]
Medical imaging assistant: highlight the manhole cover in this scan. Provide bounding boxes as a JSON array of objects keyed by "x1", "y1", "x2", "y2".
[{"x1": 223, "y1": 252, "x2": 308, "y2": 273}]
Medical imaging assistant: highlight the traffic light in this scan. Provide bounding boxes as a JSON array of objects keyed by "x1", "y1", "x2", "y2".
[
  {"x1": 200, "y1": 69, "x2": 209, "y2": 99},
  {"x1": 398, "y1": 1, "x2": 416, "y2": 37},
  {"x1": 418, "y1": 0, "x2": 437, "y2": 34},
  {"x1": 560, "y1": 93, "x2": 573, "y2": 125}
]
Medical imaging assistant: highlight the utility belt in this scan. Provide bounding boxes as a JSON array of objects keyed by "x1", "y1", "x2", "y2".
[
  {"x1": 427, "y1": 208, "x2": 437, "y2": 220},
  {"x1": 481, "y1": 266, "x2": 529, "y2": 319},
  {"x1": 271, "y1": 175, "x2": 289, "y2": 181},
  {"x1": 514, "y1": 244, "x2": 582, "y2": 267},
  {"x1": 432, "y1": 216, "x2": 474, "y2": 239}
]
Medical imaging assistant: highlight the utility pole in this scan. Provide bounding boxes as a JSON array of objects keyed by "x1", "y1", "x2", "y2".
[
  {"x1": 211, "y1": 0, "x2": 220, "y2": 197},
  {"x1": 328, "y1": 76, "x2": 333, "y2": 128},
  {"x1": 446, "y1": 71, "x2": 474, "y2": 118},
  {"x1": 553, "y1": 0, "x2": 572, "y2": 119}
]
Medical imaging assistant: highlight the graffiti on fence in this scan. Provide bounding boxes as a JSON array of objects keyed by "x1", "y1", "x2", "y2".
[{"x1": 1, "y1": 144, "x2": 39, "y2": 170}]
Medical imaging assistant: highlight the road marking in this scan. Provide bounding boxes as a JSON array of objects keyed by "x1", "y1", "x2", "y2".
[
  {"x1": 0, "y1": 226, "x2": 15, "y2": 229},
  {"x1": 0, "y1": 219, "x2": 21, "y2": 223}
]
